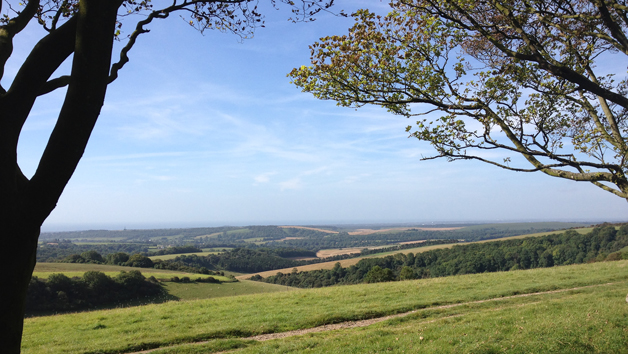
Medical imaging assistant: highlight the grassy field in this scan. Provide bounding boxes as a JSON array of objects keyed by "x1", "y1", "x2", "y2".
[
  {"x1": 22, "y1": 260, "x2": 628, "y2": 354},
  {"x1": 201, "y1": 247, "x2": 233, "y2": 252},
  {"x1": 238, "y1": 227, "x2": 595, "y2": 280},
  {"x1": 32, "y1": 263, "x2": 233, "y2": 282},
  {"x1": 163, "y1": 280, "x2": 294, "y2": 300},
  {"x1": 149, "y1": 251, "x2": 226, "y2": 261}
]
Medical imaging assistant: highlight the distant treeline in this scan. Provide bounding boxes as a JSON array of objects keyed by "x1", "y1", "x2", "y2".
[
  {"x1": 37, "y1": 242, "x2": 150, "y2": 262},
  {"x1": 169, "y1": 248, "x2": 317, "y2": 273},
  {"x1": 168, "y1": 241, "x2": 456, "y2": 273},
  {"x1": 147, "y1": 245, "x2": 202, "y2": 256},
  {"x1": 39, "y1": 226, "x2": 241, "y2": 241},
  {"x1": 53, "y1": 247, "x2": 320, "y2": 274},
  {"x1": 253, "y1": 225, "x2": 628, "y2": 288},
  {"x1": 39, "y1": 224, "x2": 576, "y2": 255},
  {"x1": 53, "y1": 241, "x2": 457, "y2": 275},
  {"x1": 263, "y1": 226, "x2": 569, "y2": 251},
  {"x1": 38, "y1": 244, "x2": 209, "y2": 263},
  {"x1": 26, "y1": 270, "x2": 164, "y2": 315}
]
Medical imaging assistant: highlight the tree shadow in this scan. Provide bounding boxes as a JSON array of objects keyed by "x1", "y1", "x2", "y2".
[{"x1": 24, "y1": 292, "x2": 180, "y2": 318}]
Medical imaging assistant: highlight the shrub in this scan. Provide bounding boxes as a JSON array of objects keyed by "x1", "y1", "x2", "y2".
[{"x1": 605, "y1": 252, "x2": 623, "y2": 261}]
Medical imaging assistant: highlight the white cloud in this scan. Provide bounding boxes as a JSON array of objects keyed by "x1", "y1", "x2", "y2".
[
  {"x1": 279, "y1": 178, "x2": 302, "y2": 191},
  {"x1": 254, "y1": 172, "x2": 277, "y2": 184}
]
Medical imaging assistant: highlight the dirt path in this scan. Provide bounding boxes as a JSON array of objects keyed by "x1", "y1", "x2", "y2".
[{"x1": 128, "y1": 282, "x2": 615, "y2": 354}]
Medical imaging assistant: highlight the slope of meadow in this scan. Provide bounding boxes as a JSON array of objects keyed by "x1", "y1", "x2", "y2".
[{"x1": 22, "y1": 260, "x2": 628, "y2": 354}]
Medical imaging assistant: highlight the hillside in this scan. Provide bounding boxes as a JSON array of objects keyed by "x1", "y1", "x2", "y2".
[
  {"x1": 22, "y1": 260, "x2": 628, "y2": 353},
  {"x1": 236, "y1": 227, "x2": 594, "y2": 280},
  {"x1": 31, "y1": 263, "x2": 291, "y2": 304}
]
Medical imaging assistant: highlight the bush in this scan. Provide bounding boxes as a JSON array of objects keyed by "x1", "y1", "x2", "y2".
[
  {"x1": 106, "y1": 252, "x2": 130, "y2": 265},
  {"x1": 196, "y1": 276, "x2": 220, "y2": 283},
  {"x1": 80, "y1": 250, "x2": 104, "y2": 263},
  {"x1": 125, "y1": 254, "x2": 154, "y2": 268},
  {"x1": 605, "y1": 252, "x2": 623, "y2": 261}
]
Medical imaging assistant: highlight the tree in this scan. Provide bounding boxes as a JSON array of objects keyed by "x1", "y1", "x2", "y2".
[
  {"x1": 290, "y1": 0, "x2": 628, "y2": 201},
  {"x1": 363, "y1": 265, "x2": 395, "y2": 283},
  {"x1": 398, "y1": 265, "x2": 416, "y2": 280},
  {"x1": 0, "y1": 0, "x2": 338, "y2": 352},
  {"x1": 125, "y1": 253, "x2": 154, "y2": 268}
]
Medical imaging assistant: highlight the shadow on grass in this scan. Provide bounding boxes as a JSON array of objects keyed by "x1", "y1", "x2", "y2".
[{"x1": 24, "y1": 292, "x2": 180, "y2": 318}]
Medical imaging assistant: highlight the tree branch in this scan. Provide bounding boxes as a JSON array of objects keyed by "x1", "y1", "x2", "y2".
[
  {"x1": 38, "y1": 76, "x2": 71, "y2": 96},
  {"x1": 1, "y1": 15, "x2": 77, "y2": 141},
  {"x1": 109, "y1": 9, "x2": 169, "y2": 83},
  {"x1": 0, "y1": 0, "x2": 41, "y2": 83},
  {"x1": 29, "y1": 0, "x2": 122, "y2": 223}
]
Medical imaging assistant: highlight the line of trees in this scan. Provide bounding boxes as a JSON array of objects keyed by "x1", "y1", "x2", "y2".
[
  {"x1": 26, "y1": 270, "x2": 164, "y2": 315},
  {"x1": 169, "y1": 241, "x2": 455, "y2": 273},
  {"x1": 262, "y1": 226, "x2": 567, "y2": 250},
  {"x1": 37, "y1": 225, "x2": 576, "y2": 264},
  {"x1": 254, "y1": 225, "x2": 628, "y2": 288},
  {"x1": 146, "y1": 245, "x2": 202, "y2": 256},
  {"x1": 36, "y1": 242, "x2": 150, "y2": 262}
]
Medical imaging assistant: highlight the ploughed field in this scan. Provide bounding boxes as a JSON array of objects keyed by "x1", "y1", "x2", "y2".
[{"x1": 22, "y1": 260, "x2": 628, "y2": 354}]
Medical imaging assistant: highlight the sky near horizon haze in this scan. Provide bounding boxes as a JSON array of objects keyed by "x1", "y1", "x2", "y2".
[{"x1": 6, "y1": 1, "x2": 628, "y2": 231}]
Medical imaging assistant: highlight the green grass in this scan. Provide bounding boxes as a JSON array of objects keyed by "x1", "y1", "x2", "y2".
[
  {"x1": 22, "y1": 260, "x2": 628, "y2": 354},
  {"x1": 152, "y1": 283, "x2": 628, "y2": 354},
  {"x1": 163, "y1": 280, "x2": 294, "y2": 300},
  {"x1": 32, "y1": 263, "x2": 231, "y2": 281},
  {"x1": 149, "y1": 251, "x2": 225, "y2": 261},
  {"x1": 228, "y1": 284, "x2": 628, "y2": 354},
  {"x1": 201, "y1": 247, "x2": 233, "y2": 252},
  {"x1": 227, "y1": 228, "x2": 251, "y2": 235}
]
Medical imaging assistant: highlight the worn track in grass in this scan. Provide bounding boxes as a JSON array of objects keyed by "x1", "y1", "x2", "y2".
[{"x1": 129, "y1": 282, "x2": 618, "y2": 354}]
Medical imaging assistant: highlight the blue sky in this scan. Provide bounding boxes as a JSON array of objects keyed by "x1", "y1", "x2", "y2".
[{"x1": 8, "y1": 1, "x2": 628, "y2": 231}]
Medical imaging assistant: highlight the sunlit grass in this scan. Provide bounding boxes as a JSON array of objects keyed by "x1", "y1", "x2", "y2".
[
  {"x1": 163, "y1": 280, "x2": 294, "y2": 300},
  {"x1": 32, "y1": 263, "x2": 232, "y2": 281},
  {"x1": 22, "y1": 260, "x2": 628, "y2": 354}
]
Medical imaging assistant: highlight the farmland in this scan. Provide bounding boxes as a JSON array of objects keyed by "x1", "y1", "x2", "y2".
[
  {"x1": 237, "y1": 226, "x2": 595, "y2": 280},
  {"x1": 21, "y1": 260, "x2": 628, "y2": 354}
]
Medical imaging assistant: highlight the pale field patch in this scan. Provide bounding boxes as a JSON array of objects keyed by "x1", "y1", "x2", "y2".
[{"x1": 278, "y1": 226, "x2": 337, "y2": 234}]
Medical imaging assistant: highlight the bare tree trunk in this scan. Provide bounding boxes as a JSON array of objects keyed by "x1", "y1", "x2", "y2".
[
  {"x1": 0, "y1": 1, "x2": 121, "y2": 352},
  {"x1": 0, "y1": 217, "x2": 40, "y2": 354}
]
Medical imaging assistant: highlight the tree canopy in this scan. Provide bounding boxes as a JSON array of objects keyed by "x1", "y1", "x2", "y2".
[{"x1": 290, "y1": 0, "x2": 628, "y2": 200}]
